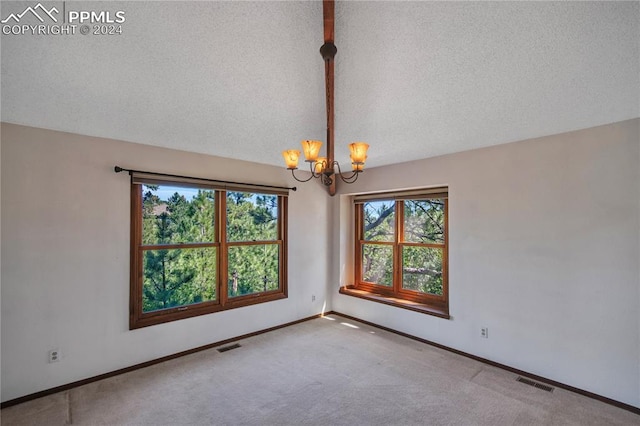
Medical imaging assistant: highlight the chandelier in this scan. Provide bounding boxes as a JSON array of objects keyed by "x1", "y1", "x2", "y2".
[
  {"x1": 282, "y1": 140, "x2": 369, "y2": 186},
  {"x1": 282, "y1": 0, "x2": 369, "y2": 193}
]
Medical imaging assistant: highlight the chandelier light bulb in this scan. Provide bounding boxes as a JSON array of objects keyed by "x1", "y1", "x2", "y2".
[
  {"x1": 301, "y1": 140, "x2": 323, "y2": 162},
  {"x1": 348, "y1": 142, "x2": 369, "y2": 164},
  {"x1": 314, "y1": 157, "x2": 327, "y2": 174},
  {"x1": 351, "y1": 155, "x2": 365, "y2": 171},
  {"x1": 282, "y1": 150, "x2": 300, "y2": 169}
]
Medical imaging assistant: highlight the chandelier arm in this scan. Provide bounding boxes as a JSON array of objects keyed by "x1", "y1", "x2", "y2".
[
  {"x1": 289, "y1": 169, "x2": 315, "y2": 183},
  {"x1": 332, "y1": 159, "x2": 343, "y2": 175},
  {"x1": 339, "y1": 171, "x2": 360, "y2": 184},
  {"x1": 307, "y1": 160, "x2": 325, "y2": 179},
  {"x1": 333, "y1": 160, "x2": 360, "y2": 184}
]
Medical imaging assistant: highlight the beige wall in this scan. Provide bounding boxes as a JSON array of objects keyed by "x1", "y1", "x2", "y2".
[
  {"x1": 0, "y1": 123, "x2": 331, "y2": 402},
  {"x1": 2, "y1": 119, "x2": 639, "y2": 408},
  {"x1": 333, "y1": 118, "x2": 640, "y2": 407}
]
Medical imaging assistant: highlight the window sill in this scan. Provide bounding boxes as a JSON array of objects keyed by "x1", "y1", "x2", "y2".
[
  {"x1": 130, "y1": 292, "x2": 288, "y2": 329},
  {"x1": 339, "y1": 286, "x2": 450, "y2": 319}
]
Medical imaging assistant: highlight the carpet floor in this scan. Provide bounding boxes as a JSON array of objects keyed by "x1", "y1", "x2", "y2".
[{"x1": 2, "y1": 314, "x2": 639, "y2": 425}]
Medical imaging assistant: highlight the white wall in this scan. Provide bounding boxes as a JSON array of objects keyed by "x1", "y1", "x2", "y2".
[
  {"x1": 3, "y1": 119, "x2": 639, "y2": 408},
  {"x1": 332, "y1": 119, "x2": 640, "y2": 408},
  {"x1": 0, "y1": 123, "x2": 331, "y2": 402}
]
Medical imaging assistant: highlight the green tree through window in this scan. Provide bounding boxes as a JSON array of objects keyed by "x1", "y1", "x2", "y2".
[
  {"x1": 141, "y1": 185, "x2": 217, "y2": 312},
  {"x1": 226, "y1": 192, "x2": 279, "y2": 298},
  {"x1": 130, "y1": 179, "x2": 288, "y2": 329},
  {"x1": 353, "y1": 190, "x2": 448, "y2": 314}
]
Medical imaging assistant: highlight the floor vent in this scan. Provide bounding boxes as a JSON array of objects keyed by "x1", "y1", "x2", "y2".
[
  {"x1": 516, "y1": 376, "x2": 554, "y2": 393},
  {"x1": 217, "y1": 343, "x2": 241, "y2": 353}
]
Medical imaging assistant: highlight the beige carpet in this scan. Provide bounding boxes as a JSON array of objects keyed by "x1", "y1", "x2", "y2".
[{"x1": 2, "y1": 314, "x2": 639, "y2": 425}]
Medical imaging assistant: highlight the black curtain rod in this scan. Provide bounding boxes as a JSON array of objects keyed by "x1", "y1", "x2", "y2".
[{"x1": 114, "y1": 166, "x2": 296, "y2": 192}]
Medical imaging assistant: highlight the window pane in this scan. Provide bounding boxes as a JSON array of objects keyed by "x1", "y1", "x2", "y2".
[
  {"x1": 142, "y1": 184, "x2": 216, "y2": 244},
  {"x1": 362, "y1": 244, "x2": 393, "y2": 286},
  {"x1": 228, "y1": 244, "x2": 279, "y2": 297},
  {"x1": 403, "y1": 199, "x2": 445, "y2": 244},
  {"x1": 402, "y1": 246, "x2": 443, "y2": 295},
  {"x1": 227, "y1": 192, "x2": 278, "y2": 242},
  {"x1": 143, "y1": 247, "x2": 217, "y2": 312},
  {"x1": 363, "y1": 201, "x2": 395, "y2": 242}
]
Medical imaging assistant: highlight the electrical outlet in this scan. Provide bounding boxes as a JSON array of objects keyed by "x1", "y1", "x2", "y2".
[
  {"x1": 48, "y1": 349, "x2": 61, "y2": 363},
  {"x1": 480, "y1": 328, "x2": 489, "y2": 338},
  {"x1": 312, "y1": 295, "x2": 316, "y2": 302}
]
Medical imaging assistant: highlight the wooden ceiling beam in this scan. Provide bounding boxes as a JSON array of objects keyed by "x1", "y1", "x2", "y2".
[
  {"x1": 322, "y1": 0, "x2": 336, "y2": 196},
  {"x1": 323, "y1": 0, "x2": 335, "y2": 43}
]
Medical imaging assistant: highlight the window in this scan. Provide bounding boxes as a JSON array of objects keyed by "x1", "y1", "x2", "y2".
[
  {"x1": 130, "y1": 174, "x2": 288, "y2": 329},
  {"x1": 343, "y1": 188, "x2": 448, "y2": 318}
]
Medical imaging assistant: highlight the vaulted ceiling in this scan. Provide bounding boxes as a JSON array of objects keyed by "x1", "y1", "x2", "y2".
[{"x1": 2, "y1": 1, "x2": 638, "y2": 169}]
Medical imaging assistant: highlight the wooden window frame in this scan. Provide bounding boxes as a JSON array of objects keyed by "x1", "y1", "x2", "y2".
[
  {"x1": 130, "y1": 180, "x2": 288, "y2": 329},
  {"x1": 345, "y1": 192, "x2": 449, "y2": 318}
]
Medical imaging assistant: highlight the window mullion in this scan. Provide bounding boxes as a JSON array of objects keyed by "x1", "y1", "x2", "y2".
[
  {"x1": 355, "y1": 204, "x2": 363, "y2": 284},
  {"x1": 141, "y1": 242, "x2": 218, "y2": 250},
  {"x1": 443, "y1": 198, "x2": 449, "y2": 302},
  {"x1": 394, "y1": 200, "x2": 403, "y2": 295},
  {"x1": 281, "y1": 196, "x2": 288, "y2": 297},
  {"x1": 400, "y1": 242, "x2": 445, "y2": 249},
  {"x1": 218, "y1": 191, "x2": 227, "y2": 307},
  {"x1": 226, "y1": 240, "x2": 281, "y2": 247}
]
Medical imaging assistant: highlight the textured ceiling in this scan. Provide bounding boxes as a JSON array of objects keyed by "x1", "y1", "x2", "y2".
[{"x1": 2, "y1": 1, "x2": 639, "y2": 169}]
